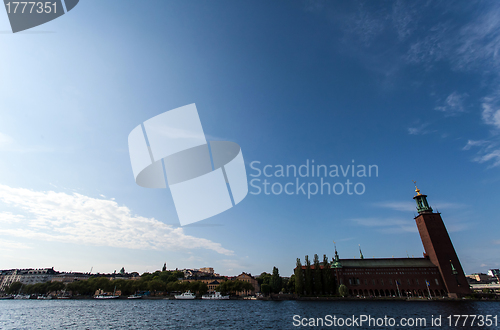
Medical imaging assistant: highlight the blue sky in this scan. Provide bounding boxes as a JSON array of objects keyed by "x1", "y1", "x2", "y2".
[{"x1": 1, "y1": 0, "x2": 499, "y2": 277}]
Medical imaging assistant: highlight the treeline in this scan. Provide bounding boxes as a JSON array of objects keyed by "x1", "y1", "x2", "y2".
[
  {"x1": 216, "y1": 280, "x2": 254, "y2": 294},
  {"x1": 5, "y1": 281, "x2": 65, "y2": 295},
  {"x1": 258, "y1": 266, "x2": 295, "y2": 294},
  {"x1": 294, "y1": 254, "x2": 338, "y2": 296},
  {"x1": 5, "y1": 270, "x2": 255, "y2": 296}
]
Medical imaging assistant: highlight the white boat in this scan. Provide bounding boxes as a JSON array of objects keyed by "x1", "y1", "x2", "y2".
[
  {"x1": 127, "y1": 294, "x2": 142, "y2": 299},
  {"x1": 174, "y1": 290, "x2": 196, "y2": 300},
  {"x1": 14, "y1": 294, "x2": 30, "y2": 299},
  {"x1": 201, "y1": 292, "x2": 229, "y2": 300},
  {"x1": 37, "y1": 295, "x2": 53, "y2": 300},
  {"x1": 94, "y1": 294, "x2": 119, "y2": 299}
]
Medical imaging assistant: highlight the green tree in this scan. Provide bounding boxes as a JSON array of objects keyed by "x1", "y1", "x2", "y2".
[
  {"x1": 257, "y1": 272, "x2": 271, "y2": 286},
  {"x1": 148, "y1": 279, "x2": 165, "y2": 295},
  {"x1": 287, "y1": 274, "x2": 295, "y2": 294},
  {"x1": 119, "y1": 267, "x2": 125, "y2": 275},
  {"x1": 322, "y1": 254, "x2": 333, "y2": 295},
  {"x1": 294, "y1": 258, "x2": 304, "y2": 295},
  {"x1": 270, "y1": 266, "x2": 282, "y2": 294},
  {"x1": 260, "y1": 283, "x2": 271, "y2": 295},
  {"x1": 338, "y1": 284, "x2": 348, "y2": 297},
  {"x1": 304, "y1": 255, "x2": 312, "y2": 295},
  {"x1": 216, "y1": 280, "x2": 254, "y2": 296},
  {"x1": 313, "y1": 254, "x2": 322, "y2": 294},
  {"x1": 6, "y1": 282, "x2": 23, "y2": 294}
]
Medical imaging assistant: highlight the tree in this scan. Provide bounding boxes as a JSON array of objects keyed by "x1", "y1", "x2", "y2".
[
  {"x1": 147, "y1": 279, "x2": 165, "y2": 295},
  {"x1": 261, "y1": 283, "x2": 271, "y2": 295},
  {"x1": 270, "y1": 267, "x2": 282, "y2": 294},
  {"x1": 295, "y1": 258, "x2": 304, "y2": 295},
  {"x1": 304, "y1": 255, "x2": 312, "y2": 295},
  {"x1": 322, "y1": 254, "x2": 333, "y2": 295},
  {"x1": 6, "y1": 282, "x2": 23, "y2": 294},
  {"x1": 313, "y1": 254, "x2": 322, "y2": 294},
  {"x1": 338, "y1": 284, "x2": 348, "y2": 297},
  {"x1": 216, "y1": 280, "x2": 254, "y2": 296},
  {"x1": 257, "y1": 272, "x2": 271, "y2": 286},
  {"x1": 119, "y1": 267, "x2": 125, "y2": 275},
  {"x1": 287, "y1": 274, "x2": 295, "y2": 294}
]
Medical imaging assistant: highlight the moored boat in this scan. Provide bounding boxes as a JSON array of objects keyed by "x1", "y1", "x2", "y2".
[
  {"x1": 174, "y1": 290, "x2": 196, "y2": 300},
  {"x1": 201, "y1": 292, "x2": 229, "y2": 300}
]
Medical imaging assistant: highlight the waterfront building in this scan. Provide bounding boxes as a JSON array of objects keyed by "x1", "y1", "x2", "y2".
[
  {"x1": 299, "y1": 186, "x2": 471, "y2": 298},
  {"x1": 181, "y1": 275, "x2": 227, "y2": 293},
  {"x1": 229, "y1": 272, "x2": 260, "y2": 296},
  {"x1": 0, "y1": 268, "x2": 57, "y2": 291}
]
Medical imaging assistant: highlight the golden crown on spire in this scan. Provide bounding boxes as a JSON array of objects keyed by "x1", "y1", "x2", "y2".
[{"x1": 412, "y1": 180, "x2": 422, "y2": 196}]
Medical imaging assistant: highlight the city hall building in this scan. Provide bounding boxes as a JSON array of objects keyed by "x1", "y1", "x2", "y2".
[{"x1": 303, "y1": 186, "x2": 471, "y2": 298}]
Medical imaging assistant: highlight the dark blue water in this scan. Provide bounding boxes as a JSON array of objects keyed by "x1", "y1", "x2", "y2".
[{"x1": 0, "y1": 300, "x2": 499, "y2": 329}]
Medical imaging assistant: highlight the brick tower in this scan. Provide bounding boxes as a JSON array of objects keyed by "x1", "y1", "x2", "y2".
[{"x1": 413, "y1": 183, "x2": 470, "y2": 298}]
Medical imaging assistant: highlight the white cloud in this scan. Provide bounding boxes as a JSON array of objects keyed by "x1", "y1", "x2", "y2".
[
  {"x1": 463, "y1": 139, "x2": 500, "y2": 168},
  {"x1": 435, "y1": 92, "x2": 468, "y2": 116},
  {"x1": 374, "y1": 201, "x2": 462, "y2": 212},
  {"x1": 351, "y1": 215, "x2": 467, "y2": 234},
  {"x1": 0, "y1": 184, "x2": 234, "y2": 256},
  {"x1": 0, "y1": 132, "x2": 55, "y2": 153},
  {"x1": 0, "y1": 132, "x2": 13, "y2": 146},
  {"x1": 482, "y1": 97, "x2": 500, "y2": 129},
  {"x1": 351, "y1": 217, "x2": 417, "y2": 233},
  {"x1": 408, "y1": 123, "x2": 432, "y2": 135},
  {"x1": 0, "y1": 238, "x2": 32, "y2": 252}
]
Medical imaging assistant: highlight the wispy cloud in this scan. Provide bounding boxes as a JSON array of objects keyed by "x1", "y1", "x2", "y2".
[
  {"x1": 0, "y1": 131, "x2": 55, "y2": 153},
  {"x1": 0, "y1": 238, "x2": 32, "y2": 252},
  {"x1": 0, "y1": 184, "x2": 234, "y2": 255},
  {"x1": 408, "y1": 122, "x2": 432, "y2": 135},
  {"x1": 373, "y1": 201, "x2": 464, "y2": 212},
  {"x1": 482, "y1": 97, "x2": 500, "y2": 129},
  {"x1": 352, "y1": 215, "x2": 467, "y2": 234},
  {"x1": 435, "y1": 92, "x2": 468, "y2": 116},
  {"x1": 351, "y1": 217, "x2": 417, "y2": 234}
]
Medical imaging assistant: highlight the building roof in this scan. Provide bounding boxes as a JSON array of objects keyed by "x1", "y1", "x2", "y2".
[{"x1": 339, "y1": 258, "x2": 437, "y2": 268}]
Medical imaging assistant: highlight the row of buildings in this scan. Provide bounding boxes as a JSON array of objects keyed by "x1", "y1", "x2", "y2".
[
  {"x1": 0, "y1": 268, "x2": 140, "y2": 292},
  {"x1": 0, "y1": 266, "x2": 260, "y2": 296}
]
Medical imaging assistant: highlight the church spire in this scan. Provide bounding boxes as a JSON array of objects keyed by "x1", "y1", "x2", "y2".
[
  {"x1": 412, "y1": 181, "x2": 433, "y2": 214},
  {"x1": 331, "y1": 240, "x2": 342, "y2": 268},
  {"x1": 359, "y1": 244, "x2": 364, "y2": 259}
]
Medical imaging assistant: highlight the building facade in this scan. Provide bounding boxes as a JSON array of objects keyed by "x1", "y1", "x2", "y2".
[
  {"x1": 298, "y1": 187, "x2": 471, "y2": 298},
  {"x1": 0, "y1": 268, "x2": 57, "y2": 291}
]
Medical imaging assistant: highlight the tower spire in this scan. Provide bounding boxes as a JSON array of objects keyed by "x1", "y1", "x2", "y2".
[
  {"x1": 412, "y1": 181, "x2": 433, "y2": 214},
  {"x1": 359, "y1": 244, "x2": 364, "y2": 259},
  {"x1": 331, "y1": 240, "x2": 342, "y2": 268}
]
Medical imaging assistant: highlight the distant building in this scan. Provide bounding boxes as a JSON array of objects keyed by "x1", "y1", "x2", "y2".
[
  {"x1": 181, "y1": 275, "x2": 227, "y2": 293},
  {"x1": 488, "y1": 269, "x2": 500, "y2": 281},
  {"x1": 231, "y1": 273, "x2": 260, "y2": 296},
  {"x1": 51, "y1": 272, "x2": 90, "y2": 284},
  {"x1": 0, "y1": 268, "x2": 57, "y2": 291},
  {"x1": 199, "y1": 267, "x2": 215, "y2": 275}
]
